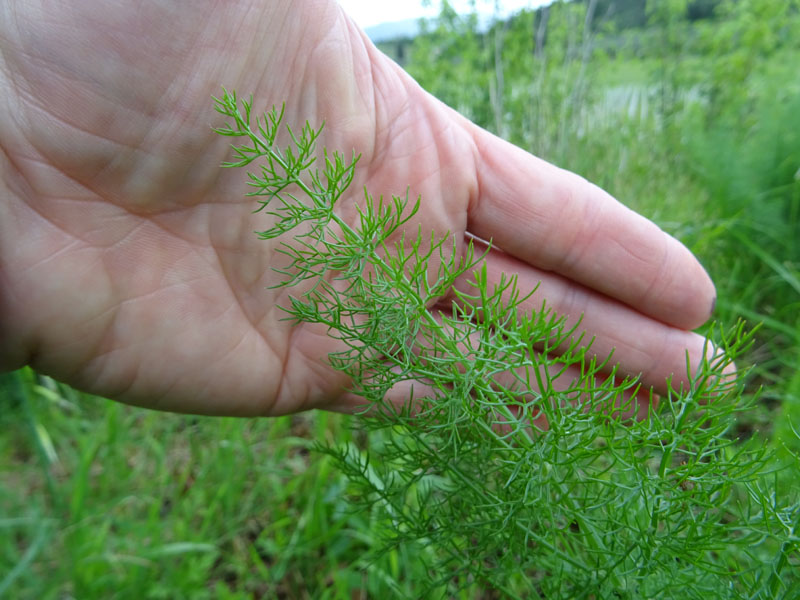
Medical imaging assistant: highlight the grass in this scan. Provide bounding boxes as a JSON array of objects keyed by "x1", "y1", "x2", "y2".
[
  {"x1": 3, "y1": 341, "x2": 798, "y2": 598},
  {"x1": 3, "y1": 370, "x2": 505, "y2": 599},
  {"x1": 1, "y1": 371, "x2": 365, "y2": 599}
]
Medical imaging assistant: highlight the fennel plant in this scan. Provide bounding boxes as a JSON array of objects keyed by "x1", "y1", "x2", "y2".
[{"x1": 214, "y1": 90, "x2": 798, "y2": 599}]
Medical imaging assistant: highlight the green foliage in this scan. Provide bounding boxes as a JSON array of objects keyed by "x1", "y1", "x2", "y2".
[
  {"x1": 686, "y1": 92, "x2": 800, "y2": 312},
  {"x1": 693, "y1": 0, "x2": 800, "y2": 123},
  {"x1": 211, "y1": 89, "x2": 799, "y2": 598},
  {"x1": 642, "y1": 0, "x2": 800, "y2": 403},
  {"x1": 592, "y1": 0, "x2": 648, "y2": 29},
  {"x1": 408, "y1": 2, "x2": 494, "y2": 126},
  {"x1": 409, "y1": 1, "x2": 609, "y2": 165},
  {"x1": 1, "y1": 372, "x2": 431, "y2": 598}
]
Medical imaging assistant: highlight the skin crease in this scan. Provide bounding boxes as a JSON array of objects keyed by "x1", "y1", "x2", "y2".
[{"x1": 0, "y1": 0, "x2": 717, "y2": 417}]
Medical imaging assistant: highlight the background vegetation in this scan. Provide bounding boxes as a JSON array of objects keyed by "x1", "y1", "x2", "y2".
[{"x1": 2, "y1": 0, "x2": 799, "y2": 597}]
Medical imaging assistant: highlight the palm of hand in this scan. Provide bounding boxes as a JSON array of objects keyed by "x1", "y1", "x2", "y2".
[
  {"x1": 0, "y1": 2, "x2": 479, "y2": 414},
  {"x1": 0, "y1": 1, "x2": 716, "y2": 416}
]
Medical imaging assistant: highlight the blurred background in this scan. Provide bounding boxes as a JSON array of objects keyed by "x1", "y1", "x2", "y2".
[{"x1": 2, "y1": 1, "x2": 799, "y2": 597}]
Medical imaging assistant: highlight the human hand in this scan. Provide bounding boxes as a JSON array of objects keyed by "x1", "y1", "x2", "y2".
[{"x1": 0, "y1": 0, "x2": 715, "y2": 416}]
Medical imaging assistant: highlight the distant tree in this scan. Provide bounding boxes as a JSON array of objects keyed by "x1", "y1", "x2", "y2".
[
  {"x1": 687, "y1": 0, "x2": 722, "y2": 20},
  {"x1": 590, "y1": 0, "x2": 648, "y2": 29},
  {"x1": 577, "y1": 0, "x2": 721, "y2": 28}
]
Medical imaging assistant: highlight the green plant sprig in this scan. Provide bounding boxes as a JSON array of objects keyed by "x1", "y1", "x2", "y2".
[{"x1": 214, "y1": 90, "x2": 798, "y2": 599}]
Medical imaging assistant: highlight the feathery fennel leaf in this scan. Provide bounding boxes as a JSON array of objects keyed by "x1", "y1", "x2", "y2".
[{"x1": 215, "y1": 90, "x2": 799, "y2": 599}]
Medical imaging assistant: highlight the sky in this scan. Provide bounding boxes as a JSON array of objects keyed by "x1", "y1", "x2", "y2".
[{"x1": 338, "y1": 0, "x2": 550, "y2": 29}]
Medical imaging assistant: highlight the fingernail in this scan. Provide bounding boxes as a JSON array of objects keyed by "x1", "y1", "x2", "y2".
[{"x1": 710, "y1": 296, "x2": 717, "y2": 317}]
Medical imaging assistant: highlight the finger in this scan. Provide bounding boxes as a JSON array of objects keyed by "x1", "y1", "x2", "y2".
[
  {"x1": 451, "y1": 239, "x2": 711, "y2": 395},
  {"x1": 464, "y1": 127, "x2": 716, "y2": 330}
]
